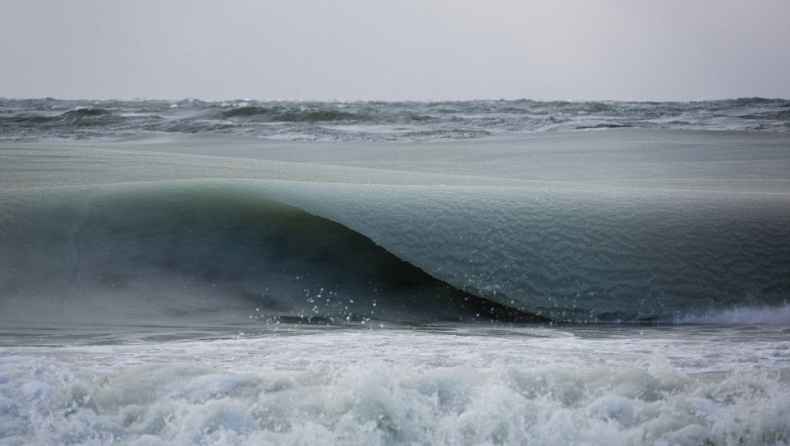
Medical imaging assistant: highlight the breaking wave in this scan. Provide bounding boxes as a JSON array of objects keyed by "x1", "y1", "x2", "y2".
[
  {"x1": 1, "y1": 179, "x2": 788, "y2": 329},
  {"x1": 0, "y1": 181, "x2": 541, "y2": 332}
]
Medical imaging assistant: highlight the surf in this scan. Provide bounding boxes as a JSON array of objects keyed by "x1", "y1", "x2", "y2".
[
  {"x1": 2, "y1": 128, "x2": 789, "y2": 328},
  {"x1": 0, "y1": 180, "x2": 542, "y2": 334},
  {"x1": 1, "y1": 177, "x2": 788, "y2": 329}
]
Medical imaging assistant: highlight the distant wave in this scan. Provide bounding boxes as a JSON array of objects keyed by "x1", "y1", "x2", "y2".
[
  {"x1": 220, "y1": 106, "x2": 359, "y2": 122},
  {"x1": 1, "y1": 97, "x2": 788, "y2": 141},
  {"x1": 7, "y1": 107, "x2": 111, "y2": 124}
]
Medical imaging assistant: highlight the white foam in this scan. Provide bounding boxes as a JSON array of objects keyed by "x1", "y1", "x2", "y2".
[
  {"x1": 2, "y1": 327, "x2": 789, "y2": 445},
  {"x1": 677, "y1": 303, "x2": 790, "y2": 324},
  {"x1": 1, "y1": 356, "x2": 787, "y2": 445}
]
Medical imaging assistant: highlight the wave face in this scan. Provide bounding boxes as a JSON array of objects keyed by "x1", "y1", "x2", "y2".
[
  {"x1": 281, "y1": 183, "x2": 790, "y2": 323},
  {"x1": 1, "y1": 178, "x2": 788, "y2": 327},
  {"x1": 1, "y1": 97, "x2": 789, "y2": 142},
  {"x1": 1, "y1": 127, "x2": 789, "y2": 326},
  {"x1": 0, "y1": 182, "x2": 540, "y2": 331}
]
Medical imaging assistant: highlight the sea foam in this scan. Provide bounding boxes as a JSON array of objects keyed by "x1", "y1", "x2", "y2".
[{"x1": 2, "y1": 328, "x2": 789, "y2": 445}]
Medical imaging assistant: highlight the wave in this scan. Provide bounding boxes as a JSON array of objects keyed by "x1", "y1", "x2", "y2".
[
  {"x1": 220, "y1": 106, "x2": 359, "y2": 122},
  {"x1": 2, "y1": 177, "x2": 788, "y2": 328},
  {"x1": 279, "y1": 183, "x2": 790, "y2": 324},
  {"x1": 0, "y1": 181, "x2": 542, "y2": 331},
  {"x1": 2, "y1": 98, "x2": 789, "y2": 141},
  {"x1": 12, "y1": 107, "x2": 112, "y2": 125}
]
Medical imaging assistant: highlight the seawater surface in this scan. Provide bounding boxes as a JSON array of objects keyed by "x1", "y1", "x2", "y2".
[{"x1": 1, "y1": 98, "x2": 789, "y2": 445}]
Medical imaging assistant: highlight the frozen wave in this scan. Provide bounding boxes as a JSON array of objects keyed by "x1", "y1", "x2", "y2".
[
  {"x1": 1, "y1": 178, "x2": 787, "y2": 327},
  {"x1": 1, "y1": 129, "x2": 788, "y2": 327}
]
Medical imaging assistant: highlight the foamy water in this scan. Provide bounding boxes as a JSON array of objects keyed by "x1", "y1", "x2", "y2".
[{"x1": 2, "y1": 325, "x2": 789, "y2": 445}]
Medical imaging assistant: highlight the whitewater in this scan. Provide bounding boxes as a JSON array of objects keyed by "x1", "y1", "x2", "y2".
[{"x1": 1, "y1": 98, "x2": 789, "y2": 445}]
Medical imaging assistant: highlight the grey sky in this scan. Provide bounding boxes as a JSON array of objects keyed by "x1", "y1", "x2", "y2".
[{"x1": 2, "y1": 0, "x2": 789, "y2": 101}]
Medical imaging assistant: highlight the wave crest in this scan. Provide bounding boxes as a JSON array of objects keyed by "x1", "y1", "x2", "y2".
[{"x1": 221, "y1": 106, "x2": 359, "y2": 122}]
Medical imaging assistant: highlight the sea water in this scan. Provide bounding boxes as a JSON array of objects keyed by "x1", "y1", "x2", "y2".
[{"x1": 1, "y1": 98, "x2": 789, "y2": 445}]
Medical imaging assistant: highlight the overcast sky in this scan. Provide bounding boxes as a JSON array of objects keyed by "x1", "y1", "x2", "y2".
[{"x1": 2, "y1": 0, "x2": 789, "y2": 102}]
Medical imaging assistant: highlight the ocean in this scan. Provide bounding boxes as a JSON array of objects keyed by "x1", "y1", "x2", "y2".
[{"x1": 1, "y1": 98, "x2": 789, "y2": 445}]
